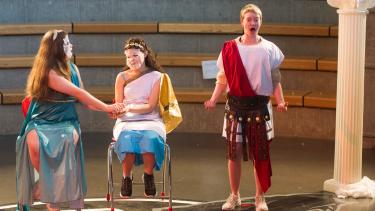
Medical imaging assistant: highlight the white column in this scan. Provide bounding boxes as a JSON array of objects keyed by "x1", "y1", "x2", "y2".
[{"x1": 324, "y1": 0, "x2": 375, "y2": 193}]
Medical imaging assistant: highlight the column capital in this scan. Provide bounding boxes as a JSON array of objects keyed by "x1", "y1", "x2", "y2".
[{"x1": 327, "y1": 0, "x2": 375, "y2": 10}]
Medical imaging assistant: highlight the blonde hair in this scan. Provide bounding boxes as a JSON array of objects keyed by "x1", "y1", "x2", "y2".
[
  {"x1": 26, "y1": 30, "x2": 70, "y2": 100},
  {"x1": 240, "y1": 4, "x2": 262, "y2": 22}
]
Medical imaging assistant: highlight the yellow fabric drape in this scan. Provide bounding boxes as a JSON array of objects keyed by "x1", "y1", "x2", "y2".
[{"x1": 159, "y1": 73, "x2": 182, "y2": 134}]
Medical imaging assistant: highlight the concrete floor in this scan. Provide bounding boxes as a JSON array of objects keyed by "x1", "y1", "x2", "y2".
[{"x1": 0, "y1": 132, "x2": 374, "y2": 210}]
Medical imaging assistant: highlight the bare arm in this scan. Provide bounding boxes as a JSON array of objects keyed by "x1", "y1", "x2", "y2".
[
  {"x1": 115, "y1": 72, "x2": 125, "y2": 103},
  {"x1": 108, "y1": 72, "x2": 127, "y2": 119},
  {"x1": 204, "y1": 68, "x2": 227, "y2": 110},
  {"x1": 48, "y1": 69, "x2": 114, "y2": 113},
  {"x1": 273, "y1": 82, "x2": 287, "y2": 112},
  {"x1": 204, "y1": 83, "x2": 226, "y2": 110}
]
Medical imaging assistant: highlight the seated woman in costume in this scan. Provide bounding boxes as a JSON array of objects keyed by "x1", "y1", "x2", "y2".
[
  {"x1": 111, "y1": 37, "x2": 166, "y2": 198},
  {"x1": 16, "y1": 30, "x2": 123, "y2": 211}
]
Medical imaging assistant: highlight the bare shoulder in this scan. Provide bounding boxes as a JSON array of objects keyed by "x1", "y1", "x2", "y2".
[{"x1": 116, "y1": 71, "x2": 127, "y2": 81}]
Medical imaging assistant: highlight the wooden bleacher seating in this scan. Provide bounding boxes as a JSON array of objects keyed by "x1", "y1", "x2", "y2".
[
  {"x1": 156, "y1": 53, "x2": 218, "y2": 67},
  {"x1": 86, "y1": 88, "x2": 115, "y2": 103},
  {"x1": 0, "y1": 53, "x2": 337, "y2": 72},
  {"x1": 260, "y1": 24, "x2": 331, "y2": 37},
  {"x1": 159, "y1": 23, "x2": 337, "y2": 37},
  {"x1": 270, "y1": 90, "x2": 310, "y2": 107},
  {"x1": 72, "y1": 22, "x2": 158, "y2": 33},
  {"x1": 0, "y1": 88, "x2": 335, "y2": 109},
  {"x1": 158, "y1": 23, "x2": 243, "y2": 34},
  {"x1": 0, "y1": 22, "x2": 338, "y2": 109},
  {"x1": 0, "y1": 55, "x2": 34, "y2": 68},
  {"x1": 0, "y1": 22, "x2": 338, "y2": 37},
  {"x1": 0, "y1": 23, "x2": 72, "y2": 35},
  {"x1": 173, "y1": 88, "x2": 226, "y2": 103},
  {"x1": 317, "y1": 58, "x2": 337, "y2": 72},
  {"x1": 304, "y1": 92, "x2": 336, "y2": 109},
  {"x1": 0, "y1": 89, "x2": 25, "y2": 105},
  {"x1": 330, "y1": 26, "x2": 338, "y2": 37},
  {"x1": 74, "y1": 54, "x2": 125, "y2": 67},
  {"x1": 279, "y1": 57, "x2": 317, "y2": 71}
]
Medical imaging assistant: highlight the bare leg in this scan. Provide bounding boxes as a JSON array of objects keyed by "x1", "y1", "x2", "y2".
[
  {"x1": 143, "y1": 152, "x2": 155, "y2": 175},
  {"x1": 73, "y1": 129, "x2": 79, "y2": 146},
  {"x1": 222, "y1": 142, "x2": 243, "y2": 210},
  {"x1": 254, "y1": 167, "x2": 263, "y2": 196},
  {"x1": 26, "y1": 130, "x2": 40, "y2": 172},
  {"x1": 122, "y1": 153, "x2": 135, "y2": 177},
  {"x1": 26, "y1": 130, "x2": 41, "y2": 201},
  {"x1": 228, "y1": 142, "x2": 243, "y2": 196},
  {"x1": 254, "y1": 167, "x2": 268, "y2": 211}
]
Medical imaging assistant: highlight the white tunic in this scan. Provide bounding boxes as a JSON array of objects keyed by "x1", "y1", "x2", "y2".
[
  {"x1": 217, "y1": 37, "x2": 284, "y2": 141},
  {"x1": 113, "y1": 71, "x2": 166, "y2": 140}
]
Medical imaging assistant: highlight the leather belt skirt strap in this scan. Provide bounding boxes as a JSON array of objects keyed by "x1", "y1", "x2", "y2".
[{"x1": 224, "y1": 94, "x2": 270, "y2": 161}]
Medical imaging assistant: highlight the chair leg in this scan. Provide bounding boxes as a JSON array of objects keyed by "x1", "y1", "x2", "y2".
[
  {"x1": 165, "y1": 144, "x2": 173, "y2": 210},
  {"x1": 107, "y1": 142, "x2": 115, "y2": 210},
  {"x1": 161, "y1": 144, "x2": 168, "y2": 197}
]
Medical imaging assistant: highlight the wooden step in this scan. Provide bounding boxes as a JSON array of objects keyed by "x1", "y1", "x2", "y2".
[
  {"x1": 270, "y1": 90, "x2": 310, "y2": 107},
  {"x1": 0, "y1": 54, "x2": 336, "y2": 71},
  {"x1": 0, "y1": 54, "x2": 337, "y2": 72},
  {"x1": 330, "y1": 26, "x2": 338, "y2": 37},
  {"x1": 0, "y1": 89, "x2": 25, "y2": 105},
  {"x1": 260, "y1": 23, "x2": 331, "y2": 37},
  {"x1": 0, "y1": 23, "x2": 72, "y2": 35},
  {"x1": 0, "y1": 88, "x2": 116, "y2": 105},
  {"x1": 317, "y1": 57, "x2": 337, "y2": 72},
  {"x1": 159, "y1": 23, "x2": 333, "y2": 37},
  {"x1": 280, "y1": 57, "x2": 317, "y2": 71},
  {"x1": 304, "y1": 91, "x2": 336, "y2": 109},
  {"x1": 1, "y1": 88, "x2": 320, "y2": 108},
  {"x1": 0, "y1": 22, "x2": 338, "y2": 37},
  {"x1": 87, "y1": 87, "x2": 115, "y2": 103},
  {"x1": 174, "y1": 88, "x2": 226, "y2": 103},
  {"x1": 73, "y1": 22, "x2": 158, "y2": 33},
  {"x1": 157, "y1": 53, "x2": 218, "y2": 67},
  {"x1": 158, "y1": 23, "x2": 243, "y2": 34},
  {"x1": 74, "y1": 54, "x2": 124, "y2": 67},
  {"x1": 0, "y1": 55, "x2": 34, "y2": 69}
]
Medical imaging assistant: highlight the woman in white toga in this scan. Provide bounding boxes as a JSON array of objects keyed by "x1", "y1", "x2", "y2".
[{"x1": 112, "y1": 37, "x2": 166, "y2": 198}]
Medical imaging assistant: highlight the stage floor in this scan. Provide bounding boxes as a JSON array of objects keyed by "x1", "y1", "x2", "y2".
[{"x1": 1, "y1": 132, "x2": 374, "y2": 210}]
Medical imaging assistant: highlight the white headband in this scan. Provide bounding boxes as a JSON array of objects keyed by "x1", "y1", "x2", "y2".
[
  {"x1": 125, "y1": 43, "x2": 144, "y2": 50},
  {"x1": 52, "y1": 30, "x2": 63, "y2": 41}
]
